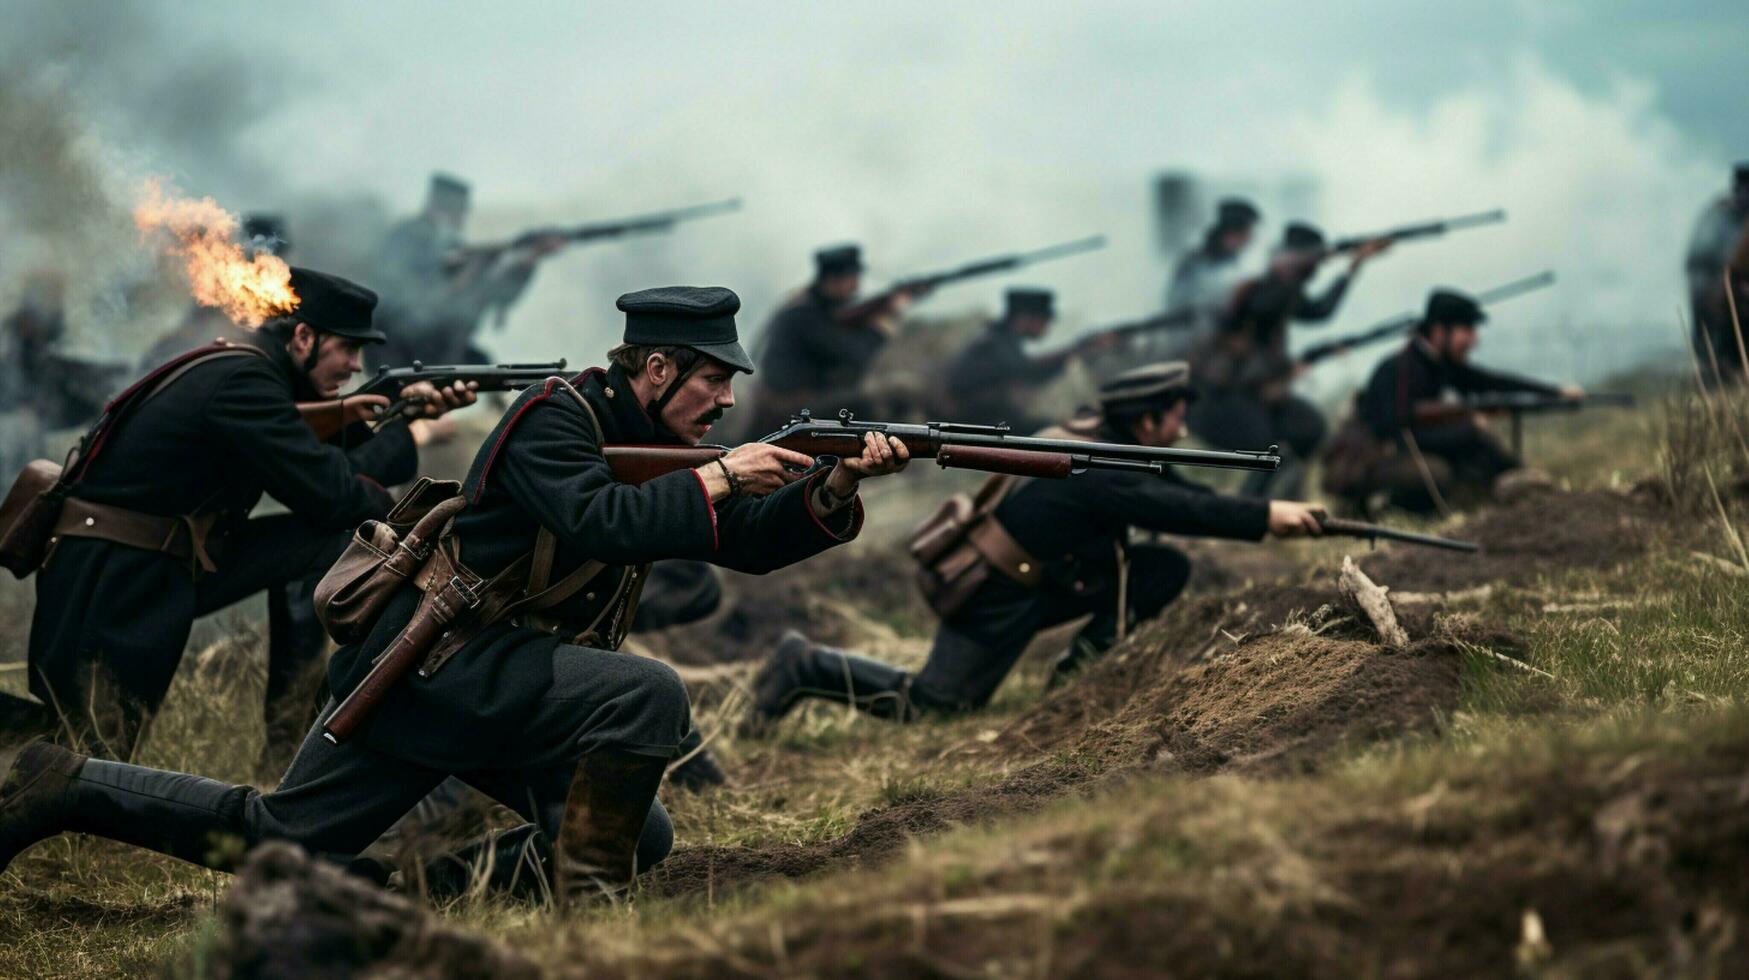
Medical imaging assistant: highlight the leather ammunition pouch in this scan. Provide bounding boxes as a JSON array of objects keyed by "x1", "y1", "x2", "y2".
[
  {"x1": 909, "y1": 473, "x2": 1041, "y2": 618},
  {"x1": 0, "y1": 459, "x2": 68, "y2": 578},
  {"x1": 315, "y1": 477, "x2": 470, "y2": 644},
  {"x1": 0, "y1": 345, "x2": 265, "y2": 580}
]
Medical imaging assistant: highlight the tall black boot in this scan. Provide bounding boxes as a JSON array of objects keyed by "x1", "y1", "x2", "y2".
[
  {"x1": 745, "y1": 631, "x2": 917, "y2": 734},
  {"x1": 64, "y1": 757, "x2": 254, "y2": 870},
  {"x1": 0, "y1": 740, "x2": 85, "y2": 874},
  {"x1": 553, "y1": 749, "x2": 669, "y2": 907}
]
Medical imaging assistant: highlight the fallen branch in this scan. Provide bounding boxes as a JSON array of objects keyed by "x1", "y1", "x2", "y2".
[{"x1": 1337, "y1": 557, "x2": 1408, "y2": 648}]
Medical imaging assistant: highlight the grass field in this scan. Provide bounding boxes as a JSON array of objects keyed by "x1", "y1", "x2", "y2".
[{"x1": 3, "y1": 367, "x2": 1747, "y2": 978}]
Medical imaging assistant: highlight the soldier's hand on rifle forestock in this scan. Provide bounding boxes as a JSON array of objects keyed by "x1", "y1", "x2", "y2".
[
  {"x1": 400, "y1": 380, "x2": 479, "y2": 418},
  {"x1": 831, "y1": 432, "x2": 909, "y2": 483},
  {"x1": 706, "y1": 443, "x2": 815, "y2": 500},
  {"x1": 1267, "y1": 501, "x2": 1325, "y2": 538},
  {"x1": 1559, "y1": 384, "x2": 1585, "y2": 401}
]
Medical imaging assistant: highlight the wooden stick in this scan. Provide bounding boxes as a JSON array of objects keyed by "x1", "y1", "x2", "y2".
[{"x1": 1337, "y1": 556, "x2": 1408, "y2": 648}]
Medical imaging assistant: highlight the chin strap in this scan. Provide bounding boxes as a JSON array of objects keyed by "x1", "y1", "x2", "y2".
[{"x1": 644, "y1": 354, "x2": 704, "y2": 437}]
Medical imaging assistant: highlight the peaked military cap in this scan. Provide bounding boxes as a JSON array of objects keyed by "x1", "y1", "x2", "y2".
[
  {"x1": 814, "y1": 244, "x2": 864, "y2": 277},
  {"x1": 1280, "y1": 222, "x2": 1326, "y2": 253},
  {"x1": 1423, "y1": 288, "x2": 1487, "y2": 327},
  {"x1": 242, "y1": 214, "x2": 289, "y2": 256},
  {"x1": 1215, "y1": 198, "x2": 1261, "y2": 230},
  {"x1": 616, "y1": 285, "x2": 754, "y2": 373},
  {"x1": 1098, "y1": 360, "x2": 1197, "y2": 413},
  {"x1": 289, "y1": 267, "x2": 384, "y2": 343},
  {"x1": 1004, "y1": 287, "x2": 1055, "y2": 319},
  {"x1": 429, "y1": 172, "x2": 471, "y2": 209}
]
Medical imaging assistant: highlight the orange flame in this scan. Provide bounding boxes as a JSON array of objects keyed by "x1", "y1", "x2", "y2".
[{"x1": 132, "y1": 180, "x2": 298, "y2": 327}]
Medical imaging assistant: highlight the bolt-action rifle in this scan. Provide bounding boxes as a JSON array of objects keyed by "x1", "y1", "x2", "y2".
[
  {"x1": 298, "y1": 360, "x2": 568, "y2": 441},
  {"x1": 444, "y1": 198, "x2": 742, "y2": 272},
  {"x1": 1316, "y1": 513, "x2": 1479, "y2": 552},
  {"x1": 1298, "y1": 270, "x2": 1556, "y2": 366},
  {"x1": 602, "y1": 409, "x2": 1280, "y2": 483}
]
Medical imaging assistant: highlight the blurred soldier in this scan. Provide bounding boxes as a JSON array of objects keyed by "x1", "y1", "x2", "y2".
[
  {"x1": 746, "y1": 244, "x2": 920, "y2": 435},
  {"x1": 943, "y1": 287, "x2": 1105, "y2": 434},
  {"x1": 0, "y1": 272, "x2": 128, "y2": 476},
  {"x1": 142, "y1": 214, "x2": 288, "y2": 367},
  {"x1": 1338, "y1": 289, "x2": 1582, "y2": 513},
  {"x1": 1686, "y1": 162, "x2": 1749, "y2": 386},
  {"x1": 744, "y1": 362, "x2": 1327, "y2": 728},
  {"x1": 1150, "y1": 197, "x2": 1261, "y2": 360},
  {"x1": 373, "y1": 173, "x2": 566, "y2": 367},
  {"x1": 1189, "y1": 222, "x2": 1389, "y2": 497},
  {"x1": 23, "y1": 268, "x2": 474, "y2": 762}
]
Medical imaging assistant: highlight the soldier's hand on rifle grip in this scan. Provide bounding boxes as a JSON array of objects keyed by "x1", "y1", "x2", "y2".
[
  {"x1": 1267, "y1": 501, "x2": 1325, "y2": 538},
  {"x1": 399, "y1": 380, "x2": 479, "y2": 419},
  {"x1": 706, "y1": 443, "x2": 814, "y2": 501},
  {"x1": 340, "y1": 394, "x2": 392, "y2": 427}
]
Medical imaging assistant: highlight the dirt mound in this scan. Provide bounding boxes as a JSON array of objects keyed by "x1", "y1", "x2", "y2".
[
  {"x1": 1362, "y1": 489, "x2": 1673, "y2": 593},
  {"x1": 646, "y1": 759, "x2": 1098, "y2": 900},
  {"x1": 622, "y1": 728, "x2": 1749, "y2": 979},
  {"x1": 639, "y1": 546, "x2": 930, "y2": 667}
]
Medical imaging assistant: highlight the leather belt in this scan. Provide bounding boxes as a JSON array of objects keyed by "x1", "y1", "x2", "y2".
[{"x1": 52, "y1": 497, "x2": 223, "y2": 574}]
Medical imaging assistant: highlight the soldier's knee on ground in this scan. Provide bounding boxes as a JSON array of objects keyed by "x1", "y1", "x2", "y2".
[
  {"x1": 636, "y1": 798, "x2": 674, "y2": 872},
  {"x1": 625, "y1": 657, "x2": 692, "y2": 754}
]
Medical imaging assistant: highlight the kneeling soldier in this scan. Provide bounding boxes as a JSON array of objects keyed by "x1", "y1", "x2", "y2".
[
  {"x1": 23, "y1": 267, "x2": 473, "y2": 760},
  {"x1": 1344, "y1": 288, "x2": 1582, "y2": 513},
  {"x1": 745, "y1": 362, "x2": 1326, "y2": 727},
  {"x1": 0, "y1": 286, "x2": 908, "y2": 904}
]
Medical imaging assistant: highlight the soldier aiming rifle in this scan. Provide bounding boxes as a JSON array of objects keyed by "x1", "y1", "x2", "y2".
[
  {"x1": 742, "y1": 361, "x2": 1470, "y2": 732},
  {"x1": 747, "y1": 236, "x2": 1105, "y2": 436},
  {"x1": 1322, "y1": 288, "x2": 1589, "y2": 515}
]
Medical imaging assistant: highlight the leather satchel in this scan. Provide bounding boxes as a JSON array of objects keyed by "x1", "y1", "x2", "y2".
[
  {"x1": 0, "y1": 459, "x2": 68, "y2": 579},
  {"x1": 908, "y1": 473, "x2": 1042, "y2": 618},
  {"x1": 314, "y1": 478, "x2": 467, "y2": 643}
]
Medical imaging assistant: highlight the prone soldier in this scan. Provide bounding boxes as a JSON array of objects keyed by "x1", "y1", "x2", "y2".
[
  {"x1": 1189, "y1": 222, "x2": 1390, "y2": 497},
  {"x1": 744, "y1": 361, "x2": 1327, "y2": 726},
  {"x1": 1685, "y1": 162, "x2": 1749, "y2": 386},
  {"x1": 0, "y1": 286, "x2": 911, "y2": 905},
  {"x1": 19, "y1": 268, "x2": 475, "y2": 764},
  {"x1": 1329, "y1": 288, "x2": 1583, "y2": 514}
]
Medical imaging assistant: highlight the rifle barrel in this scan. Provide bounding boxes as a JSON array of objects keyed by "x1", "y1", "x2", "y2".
[
  {"x1": 1299, "y1": 269, "x2": 1556, "y2": 367},
  {"x1": 1319, "y1": 516, "x2": 1479, "y2": 552}
]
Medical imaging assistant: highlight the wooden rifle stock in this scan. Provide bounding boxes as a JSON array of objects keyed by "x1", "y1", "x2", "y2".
[
  {"x1": 936, "y1": 446, "x2": 1073, "y2": 478},
  {"x1": 603, "y1": 445, "x2": 730, "y2": 486}
]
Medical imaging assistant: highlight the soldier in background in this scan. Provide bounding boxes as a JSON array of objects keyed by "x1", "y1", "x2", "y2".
[
  {"x1": 1686, "y1": 162, "x2": 1749, "y2": 386},
  {"x1": 0, "y1": 272, "x2": 129, "y2": 476},
  {"x1": 1155, "y1": 198, "x2": 1261, "y2": 357},
  {"x1": 373, "y1": 173, "x2": 566, "y2": 367},
  {"x1": 943, "y1": 287, "x2": 1107, "y2": 434},
  {"x1": 746, "y1": 245, "x2": 921, "y2": 435},
  {"x1": 1189, "y1": 222, "x2": 1389, "y2": 497},
  {"x1": 1338, "y1": 289, "x2": 1582, "y2": 513},
  {"x1": 743, "y1": 362, "x2": 1325, "y2": 729}
]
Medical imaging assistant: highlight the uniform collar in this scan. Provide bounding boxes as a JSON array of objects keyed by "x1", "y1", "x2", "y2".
[{"x1": 577, "y1": 363, "x2": 687, "y2": 444}]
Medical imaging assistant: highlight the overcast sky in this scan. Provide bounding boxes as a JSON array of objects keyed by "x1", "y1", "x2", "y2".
[{"x1": 4, "y1": 0, "x2": 1745, "y2": 390}]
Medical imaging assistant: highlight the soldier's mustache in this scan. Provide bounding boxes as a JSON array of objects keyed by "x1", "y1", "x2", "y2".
[{"x1": 696, "y1": 407, "x2": 725, "y2": 426}]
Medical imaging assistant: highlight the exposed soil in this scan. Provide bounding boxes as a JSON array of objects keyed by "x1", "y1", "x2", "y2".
[
  {"x1": 649, "y1": 570, "x2": 1495, "y2": 902},
  {"x1": 645, "y1": 759, "x2": 1098, "y2": 901},
  {"x1": 621, "y1": 740, "x2": 1749, "y2": 979},
  {"x1": 1361, "y1": 488, "x2": 1676, "y2": 593}
]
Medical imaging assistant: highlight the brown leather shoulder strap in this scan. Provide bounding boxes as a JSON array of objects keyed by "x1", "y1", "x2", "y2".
[
  {"x1": 522, "y1": 378, "x2": 608, "y2": 597},
  {"x1": 138, "y1": 346, "x2": 268, "y2": 410}
]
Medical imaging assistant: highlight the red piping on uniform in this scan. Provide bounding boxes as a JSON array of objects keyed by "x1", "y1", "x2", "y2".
[
  {"x1": 473, "y1": 378, "x2": 561, "y2": 502},
  {"x1": 802, "y1": 471, "x2": 863, "y2": 541},
  {"x1": 690, "y1": 469, "x2": 719, "y2": 550}
]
